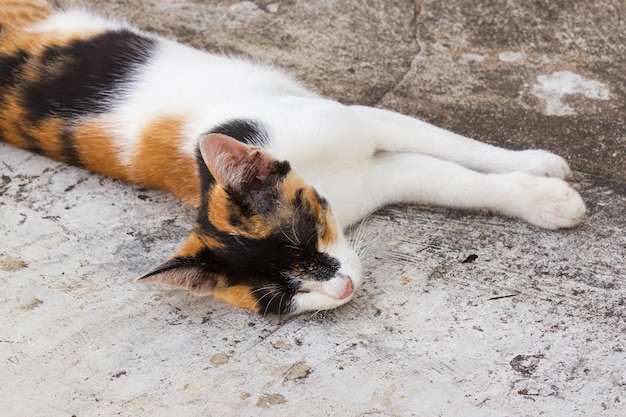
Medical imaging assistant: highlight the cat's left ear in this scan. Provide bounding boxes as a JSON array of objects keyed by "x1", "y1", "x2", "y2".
[
  {"x1": 199, "y1": 133, "x2": 290, "y2": 195},
  {"x1": 135, "y1": 234, "x2": 219, "y2": 295}
]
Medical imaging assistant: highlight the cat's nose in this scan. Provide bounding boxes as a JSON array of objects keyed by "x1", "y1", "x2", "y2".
[{"x1": 338, "y1": 274, "x2": 354, "y2": 300}]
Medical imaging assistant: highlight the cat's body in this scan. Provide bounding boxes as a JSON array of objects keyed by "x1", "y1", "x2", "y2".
[{"x1": 1, "y1": 0, "x2": 585, "y2": 316}]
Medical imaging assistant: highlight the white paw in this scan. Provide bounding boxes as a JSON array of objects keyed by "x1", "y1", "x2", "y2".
[
  {"x1": 508, "y1": 173, "x2": 586, "y2": 229},
  {"x1": 512, "y1": 150, "x2": 572, "y2": 179}
]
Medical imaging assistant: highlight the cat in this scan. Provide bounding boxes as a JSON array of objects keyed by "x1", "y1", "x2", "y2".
[{"x1": 0, "y1": 0, "x2": 586, "y2": 316}]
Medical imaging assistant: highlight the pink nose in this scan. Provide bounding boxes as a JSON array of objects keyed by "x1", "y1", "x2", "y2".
[{"x1": 339, "y1": 276, "x2": 354, "y2": 300}]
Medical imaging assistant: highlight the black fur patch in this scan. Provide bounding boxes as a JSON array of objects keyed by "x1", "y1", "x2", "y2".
[
  {"x1": 208, "y1": 119, "x2": 269, "y2": 146},
  {"x1": 228, "y1": 212, "x2": 243, "y2": 227},
  {"x1": 0, "y1": 50, "x2": 30, "y2": 93},
  {"x1": 196, "y1": 148, "x2": 216, "y2": 204},
  {"x1": 59, "y1": 129, "x2": 81, "y2": 167},
  {"x1": 22, "y1": 30, "x2": 156, "y2": 121}
]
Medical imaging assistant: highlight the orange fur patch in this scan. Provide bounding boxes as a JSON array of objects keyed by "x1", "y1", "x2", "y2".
[
  {"x1": 0, "y1": 94, "x2": 30, "y2": 149},
  {"x1": 132, "y1": 116, "x2": 201, "y2": 207},
  {"x1": 280, "y1": 172, "x2": 306, "y2": 201},
  {"x1": 207, "y1": 186, "x2": 239, "y2": 234},
  {"x1": 207, "y1": 186, "x2": 278, "y2": 239},
  {"x1": 319, "y1": 210, "x2": 339, "y2": 247},
  {"x1": 173, "y1": 231, "x2": 224, "y2": 258},
  {"x1": 281, "y1": 173, "x2": 338, "y2": 247},
  {"x1": 71, "y1": 117, "x2": 129, "y2": 180},
  {"x1": 213, "y1": 284, "x2": 260, "y2": 314}
]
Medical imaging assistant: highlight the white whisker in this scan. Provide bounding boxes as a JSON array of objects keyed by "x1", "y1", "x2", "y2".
[
  {"x1": 278, "y1": 223, "x2": 299, "y2": 247},
  {"x1": 230, "y1": 283, "x2": 279, "y2": 312},
  {"x1": 357, "y1": 233, "x2": 380, "y2": 258},
  {"x1": 277, "y1": 292, "x2": 287, "y2": 317},
  {"x1": 347, "y1": 215, "x2": 379, "y2": 258},
  {"x1": 251, "y1": 284, "x2": 280, "y2": 297},
  {"x1": 305, "y1": 229, "x2": 317, "y2": 247},
  {"x1": 291, "y1": 200, "x2": 304, "y2": 245},
  {"x1": 263, "y1": 292, "x2": 281, "y2": 317}
]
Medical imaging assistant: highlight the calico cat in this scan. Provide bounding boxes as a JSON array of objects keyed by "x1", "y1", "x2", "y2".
[{"x1": 0, "y1": 0, "x2": 586, "y2": 316}]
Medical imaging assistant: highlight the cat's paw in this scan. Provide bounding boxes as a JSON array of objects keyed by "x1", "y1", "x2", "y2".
[
  {"x1": 509, "y1": 173, "x2": 586, "y2": 229},
  {"x1": 513, "y1": 150, "x2": 572, "y2": 179}
]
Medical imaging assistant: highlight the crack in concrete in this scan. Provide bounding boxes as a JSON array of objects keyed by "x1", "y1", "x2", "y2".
[
  {"x1": 374, "y1": 43, "x2": 421, "y2": 107},
  {"x1": 373, "y1": 12, "x2": 422, "y2": 107}
]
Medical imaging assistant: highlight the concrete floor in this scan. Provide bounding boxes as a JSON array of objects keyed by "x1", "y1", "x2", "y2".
[{"x1": 1, "y1": 1, "x2": 625, "y2": 416}]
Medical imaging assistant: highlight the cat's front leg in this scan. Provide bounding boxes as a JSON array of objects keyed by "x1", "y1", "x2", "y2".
[{"x1": 346, "y1": 152, "x2": 586, "y2": 229}]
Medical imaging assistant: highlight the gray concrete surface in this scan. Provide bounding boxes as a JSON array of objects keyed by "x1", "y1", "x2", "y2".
[{"x1": 1, "y1": 0, "x2": 625, "y2": 416}]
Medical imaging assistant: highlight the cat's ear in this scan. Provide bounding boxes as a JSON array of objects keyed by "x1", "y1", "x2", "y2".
[
  {"x1": 199, "y1": 133, "x2": 290, "y2": 195},
  {"x1": 135, "y1": 234, "x2": 218, "y2": 295},
  {"x1": 135, "y1": 258, "x2": 217, "y2": 295}
]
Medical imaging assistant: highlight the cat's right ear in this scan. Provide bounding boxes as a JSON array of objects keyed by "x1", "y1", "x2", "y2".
[{"x1": 135, "y1": 233, "x2": 219, "y2": 295}]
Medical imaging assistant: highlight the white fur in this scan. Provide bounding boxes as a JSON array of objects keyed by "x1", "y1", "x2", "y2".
[
  {"x1": 32, "y1": 10, "x2": 586, "y2": 314},
  {"x1": 30, "y1": 8, "x2": 127, "y2": 33}
]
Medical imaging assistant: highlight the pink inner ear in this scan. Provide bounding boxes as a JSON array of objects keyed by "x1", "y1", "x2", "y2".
[
  {"x1": 202, "y1": 134, "x2": 253, "y2": 166},
  {"x1": 255, "y1": 155, "x2": 277, "y2": 182},
  {"x1": 199, "y1": 133, "x2": 277, "y2": 189}
]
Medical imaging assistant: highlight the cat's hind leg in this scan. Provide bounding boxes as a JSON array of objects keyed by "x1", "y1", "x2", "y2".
[
  {"x1": 333, "y1": 152, "x2": 585, "y2": 229},
  {"x1": 349, "y1": 105, "x2": 572, "y2": 179}
]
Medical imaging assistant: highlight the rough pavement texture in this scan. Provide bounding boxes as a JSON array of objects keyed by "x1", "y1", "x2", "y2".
[{"x1": 1, "y1": 1, "x2": 624, "y2": 416}]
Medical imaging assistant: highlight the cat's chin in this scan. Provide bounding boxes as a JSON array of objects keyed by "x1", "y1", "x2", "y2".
[{"x1": 290, "y1": 291, "x2": 353, "y2": 315}]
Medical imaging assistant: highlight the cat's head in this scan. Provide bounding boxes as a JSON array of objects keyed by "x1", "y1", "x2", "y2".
[{"x1": 138, "y1": 133, "x2": 361, "y2": 316}]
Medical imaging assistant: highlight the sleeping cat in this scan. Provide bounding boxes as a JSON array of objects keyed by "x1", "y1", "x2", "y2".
[{"x1": 0, "y1": 0, "x2": 585, "y2": 316}]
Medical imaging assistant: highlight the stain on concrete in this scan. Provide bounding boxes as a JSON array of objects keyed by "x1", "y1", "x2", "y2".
[
  {"x1": 461, "y1": 254, "x2": 478, "y2": 264},
  {"x1": 0, "y1": 175, "x2": 12, "y2": 197},
  {"x1": 510, "y1": 354, "x2": 545, "y2": 376},
  {"x1": 19, "y1": 298, "x2": 43, "y2": 312},
  {"x1": 531, "y1": 71, "x2": 611, "y2": 116},
  {"x1": 273, "y1": 340, "x2": 293, "y2": 350},
  {"x1": 0, "y1": 257, "x2": 28, "y2": 272},
  {"x1": 110, "y1": 370, "x2": 127, "y2": 379},
  {"x1": 498, "y1": 51, "x2": 526, "y2": 63},
  {"x1": 284, "y1": 361, "x2": 311, "y2": 380},
  {"x1": 210, "y1": 353, "x2": 229, "y2": 366},
  {"x1": 256, "y1": 393, "x2": 287, "y2": 408}
]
